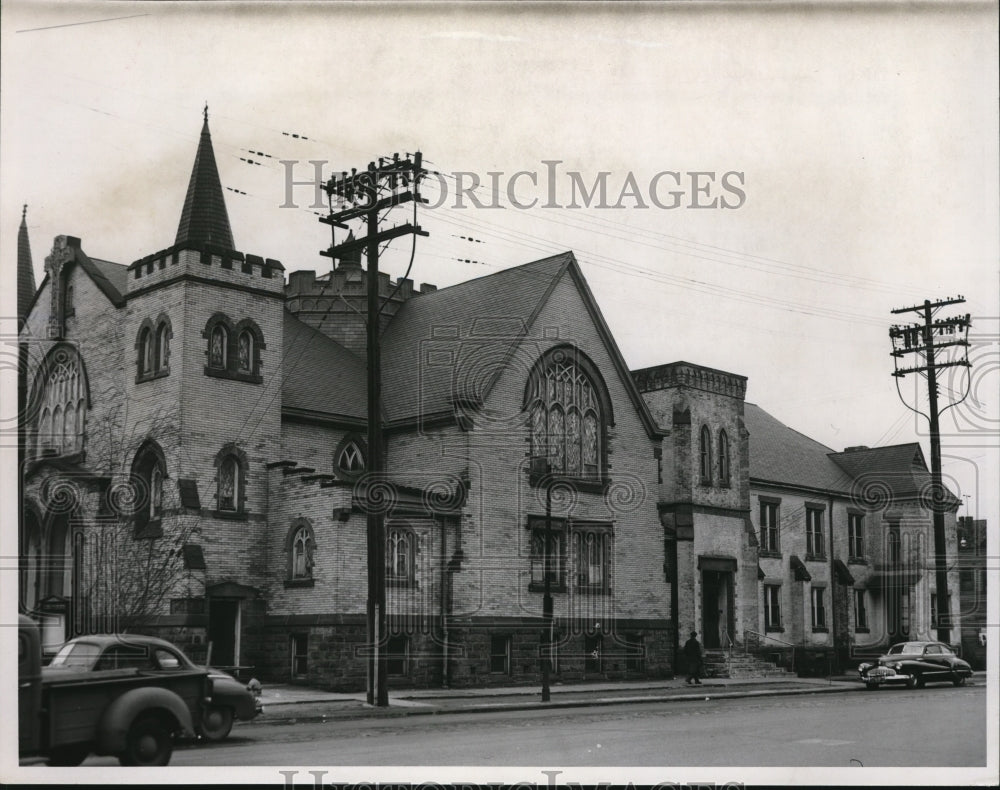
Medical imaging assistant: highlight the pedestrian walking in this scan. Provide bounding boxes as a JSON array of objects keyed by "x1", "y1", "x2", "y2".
[{"x1": 683, "y1": 630, "x2": 703, "y2": 685}]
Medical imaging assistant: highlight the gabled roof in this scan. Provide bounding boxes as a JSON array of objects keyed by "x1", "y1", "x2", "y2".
[
  {"x1": 828, "y1": 443, "x2": 957, "y2": 505},
  {"x1": 378, "y1": 252, "x2": 662, "y2": 437},
  {"x1": 379, "y1": 253, "x2": 570, "y2": 423},
  {"x1": 175, "y1": 115, "x2": 234, "y2": 249},
  {"x1": 25, "y1": 244, "x2": 127, "y2": 318},
  {"x1": 745, "y1": 403, "x2": 960, "y2": 508},
  {"x1": 281, "y1": 311, "x2": 367, "y2": 423},
  {"x1": 744, "y1": 402, "x2": 854, "y2": 494}
]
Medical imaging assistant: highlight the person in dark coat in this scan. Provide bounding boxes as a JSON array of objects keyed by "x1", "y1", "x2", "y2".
[{"x1": 683, "y1": 630, "x2": 703, "y2": 685}]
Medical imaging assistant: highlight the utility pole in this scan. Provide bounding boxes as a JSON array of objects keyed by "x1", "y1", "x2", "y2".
[
  {"x1": 541, "y1": 463, "x2": 553, "y2": 703},
  {"x1": 889, "y1": 297, "x2": 971, "y2": 645},
  {"x1": 321, "y1": 153, "x2": 427, "y2": 706}
]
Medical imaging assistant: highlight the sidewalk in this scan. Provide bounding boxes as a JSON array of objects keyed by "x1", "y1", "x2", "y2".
[{"x1": 244, "y1": 673, "x2": 877, "y2": 726}]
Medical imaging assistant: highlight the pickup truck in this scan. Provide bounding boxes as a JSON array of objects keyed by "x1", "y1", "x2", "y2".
[{"x1": 18, "y1": 615, "x2": 210, "y2": 766}]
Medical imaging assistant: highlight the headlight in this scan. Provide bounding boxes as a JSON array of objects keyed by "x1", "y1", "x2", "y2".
[
  {"x1": 858, "y1": 662, "x2": 872, "y2": 672},
  {"x1": 889, "y1": 662, "x2": 902, "y2": 670}
]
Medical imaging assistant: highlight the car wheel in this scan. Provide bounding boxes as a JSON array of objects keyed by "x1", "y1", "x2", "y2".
[
  {"x1": 905, "y1": 673, "x2": 919, "y2": 689},
  {"x1": 201, "y1": 705, "x2": 234, "y2": 741},
  {"x1": 119, "y1": 714, "x2": 173, "y2": 767},
  {"x1": 47, "y1": 744, "x2": 90, "y2": 766},
  {"x1": 953, "y1": 675, "x2": 967, "y2": 687}
]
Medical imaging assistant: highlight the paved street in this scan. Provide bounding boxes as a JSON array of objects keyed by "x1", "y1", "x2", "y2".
[{"x1": 69, "y1": 682, "x2": 986, "y2": 769}]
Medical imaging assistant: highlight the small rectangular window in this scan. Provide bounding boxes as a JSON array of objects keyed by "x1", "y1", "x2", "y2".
[
  {"x1": 291, "y1": 634, "x2": 308, "y2": 677},
  {"x1": 811, "y1": 587, "x2": 827, "y2": 630},
  {"x1": 848, "y1": 512, "x2": 865, "y2": 560},
  {"x1": 764, "y1": 584, "x2": 782, "y2": 631},
  {"x1": 387, "y1": 634, "x2": 409, "y2": 676},
  {"x1": 490, "y1": 634, "x2": 511, "y2": 674},
  {"x1": 806, "y1": 507, "x2": 825, "y2": 559},
  {"x1": 760, "y1": 501, "x2": 780, "y2": 553}
]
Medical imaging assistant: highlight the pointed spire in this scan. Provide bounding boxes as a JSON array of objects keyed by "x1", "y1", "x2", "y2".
[
  {"x1": 17, "y1": 205, "x2": 37, "y2": 322},
  {"x1": 175, "y1": 111, "x2": 234, "y2": 249}
]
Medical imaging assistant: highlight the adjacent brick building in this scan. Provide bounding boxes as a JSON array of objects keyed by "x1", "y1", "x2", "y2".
[{"x1": 16, "y1": 116, "x2": 965, "y2": 689}]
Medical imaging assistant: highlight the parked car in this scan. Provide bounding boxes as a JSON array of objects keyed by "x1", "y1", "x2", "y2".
[
  {"x1": 20, "y1": 616, "x2": 208, "y2": 766},
  {"x1": 858, "y1": 641, "x2": 972, "y2": 690},
  {"x1": 46, "y1": 634, "x2": 262, "y2": 740}
]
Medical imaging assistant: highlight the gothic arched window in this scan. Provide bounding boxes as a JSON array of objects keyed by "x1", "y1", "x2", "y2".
[
  {"x1": 525, "y1": 347, "x2": 611, "y2": 482},
  {"x1": 214, "y1": 445, "x2": 248, "y2": 517},
  {"x1": 718, "y1": 429, "x2": 730, "y2": 486},
  {"x1": 210, "y1": 325, "x2": 228, "y2": 369},
  {"x1": 131, "y1": 441, "x2": 166, "y2": 536},
  {"x1": 137, "y1": 325, "x2": 154, "y2": 376},
  {"x1": 156, "y1": 320, "x2": 171, "y2": 371},
  {"x1": 204, "y1": 315, "x2": 264, "y2": 383},
  {"x1": 33, "y1": 345, "x2": 88, "y2": 458},
  {"x1": 334, "y1": 436, "x2": 367, "y2": 480},
  {"x1": 386, "y1": 525, "x2": 415, "y2": 586},
  {"x1": 699, "y1": 425, "x2": 712, "y2": 485},
  {"x1": 285, "y1": 518, "x2": 316, "y2": 585}
]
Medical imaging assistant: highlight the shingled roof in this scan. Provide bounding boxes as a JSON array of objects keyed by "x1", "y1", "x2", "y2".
[
  {"x1": 745, "y1": 403, "x2": 959, "y2": 507},
  {"x1": 175, "y1": 115, "x2": 234, "y2": 249},
  {"x1": 828, "y1": 443, "x2": 958, "y2": 507},
  {"x1": 281, "y1": 311, "x2": 367, "y2": 423},
  {"x1": 744, "y1": 402, "x2": 854, "y2": 494},
  {"x1": 379, "y1": 253, "x2": 572, "y2": 424}
]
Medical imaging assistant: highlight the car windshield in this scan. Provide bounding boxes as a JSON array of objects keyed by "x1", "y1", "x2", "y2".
[
  {"x1": 49, "y1": 641, "x2": 102, "y2": 668},
  {"x1": 887, "y1": 642, "x2": 923, "y2": 655}
]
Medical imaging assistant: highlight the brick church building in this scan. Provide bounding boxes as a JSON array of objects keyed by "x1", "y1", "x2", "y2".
[{"x1": 16, "y1": 116, "x2": 962, "y2": 689}]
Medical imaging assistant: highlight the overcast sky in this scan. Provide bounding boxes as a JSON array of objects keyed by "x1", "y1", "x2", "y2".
[{"x1": 2, "y1": 2, "x2": 997, "y2": 532}]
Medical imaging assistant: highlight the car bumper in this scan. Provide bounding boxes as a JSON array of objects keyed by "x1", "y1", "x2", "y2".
[{"x1": 859, "y1": 666, "x2": 911, "y2": 685}]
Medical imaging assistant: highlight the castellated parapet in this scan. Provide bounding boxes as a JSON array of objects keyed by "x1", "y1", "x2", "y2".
[
  {"x1": 127, "y1": 242, "x2": 285, "y2": 297},
  {"x1": 285, "y1": 267, "x2": 437, "y2": 356},
  {"x1": 632, "y1": 361, "x2": 747, "y2": 401}
]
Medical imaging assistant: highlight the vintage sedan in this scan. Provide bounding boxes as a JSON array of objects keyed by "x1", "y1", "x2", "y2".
[
  {"x1": 858, "y1": 641, "x2": 972, "y2": 690},
  {"x1": 46, "y1": 634, "x2": 262, "y2": 740}
]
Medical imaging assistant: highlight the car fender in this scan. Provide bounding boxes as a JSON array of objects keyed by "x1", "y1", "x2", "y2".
[
  {"x1": 207, "y1": 676, "x2": 259, "y2": 720},
  {"x1": 96, "y1": 686, "x2": 196, "y2": 755}
]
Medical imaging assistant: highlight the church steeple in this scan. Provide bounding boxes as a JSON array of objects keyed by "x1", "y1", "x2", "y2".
[
  {"x1": 175, "y1": 107, "x2": 234, "y2": 249},
  {"x1": 17, "y1": 205, "x2": 37, "y2": 323}
]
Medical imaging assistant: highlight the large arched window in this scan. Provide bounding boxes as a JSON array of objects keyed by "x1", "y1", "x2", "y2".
[
  {"x1": 699, "y1": 425, "x2": 712, "y2": 485},
  {"x1": 131, "y1": 440, "x2": 166, "y2": 536},
  {"x1": 32, "y1": 345, "x2": 88, "y2": 458},
  {"x1": 717, "y1": 429, "x2": 730, "y2": 486},
  {"x1": 214, "y1": 444, "x2": 248, "y2": 517},
  {"x1": 525, "y1": 346, "x2": 611, "y2": 482}
]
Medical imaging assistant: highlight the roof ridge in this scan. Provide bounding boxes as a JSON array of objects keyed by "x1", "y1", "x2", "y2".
[{"x1": 398, "y1": 251, "x2": 573, "y2": 303}]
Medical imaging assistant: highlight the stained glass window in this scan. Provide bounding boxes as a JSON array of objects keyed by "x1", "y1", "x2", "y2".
[
  {"x1": 237, "y1": 331, "x2": 252, "y2": 373},
  {"x1": 210, "y1": 326, "x2": 227, "y2": 368},
  {"x1": 218, "y1": 457, "x2": 237, "y2": 511},
  {"x1": 528, "y1": 354, "x2": 603, "y2": 479}
]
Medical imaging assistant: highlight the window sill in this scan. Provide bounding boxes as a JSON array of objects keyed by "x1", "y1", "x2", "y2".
[
  {"x1": 386, "y1": 579, "x2": 418, "y2": 589},
  {"x1": 213, "y1": 510, "x2": 248, "y2": 521},
  {"x1": 136, "y1": 368, "x2": 170, "y2": 384},
  {"x1": 204, "y1": 366, "x2": 263, "y2": 384},
  {"x1": 847, "y1": 558, "x2": 869, "y2": 566},
  {"x1": 284, "y1": 578, "x2": 315, "y2": 589},
  {"x1": 812, "y1": 626, "x2": 829, "y2": 633},
  {"x1": 765, "y1": 626, "x2": 785, "y2": 633},
  {"x1": 854, "y1": 627, "x2": 870, "y2": 634},
  {"x1": 805, "y1": 554, "x2": 827, "y2": 562},
  {"x1": 759, "y1": 551, "x2": 783, "y2": 559},
  {"x1": 528, "y1": 473, "x2": 607, "y2": 495},
  {"x1": 528, "y1": 582, "x2": 567, "y2": 594}
]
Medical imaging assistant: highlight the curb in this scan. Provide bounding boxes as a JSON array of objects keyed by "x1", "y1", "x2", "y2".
[{"x1": 248, "y1": 682, "x2": 860, "y2": 726}]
